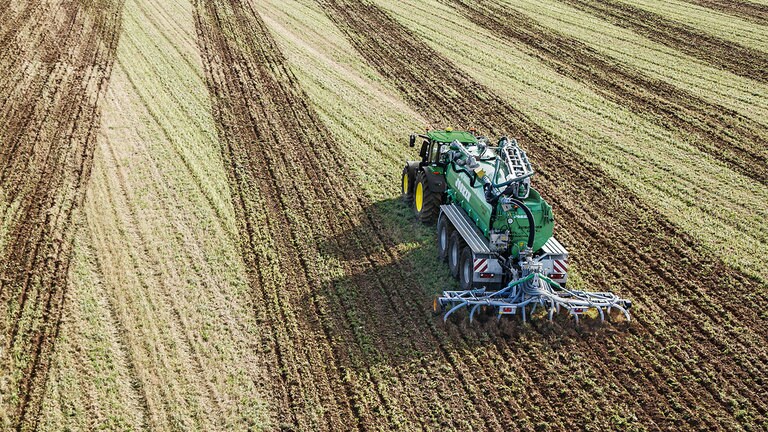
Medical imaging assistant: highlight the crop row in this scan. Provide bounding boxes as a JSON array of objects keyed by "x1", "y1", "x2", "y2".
[
  {"x1": 6, "y1": 0, "x2": 765, "y2": 429},
  {"x1": 559, "y1": 0, "x2": 768, "y2": 83}
]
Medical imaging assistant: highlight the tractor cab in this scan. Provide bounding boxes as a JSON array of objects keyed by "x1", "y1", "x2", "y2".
[{"x1": 410, "y1": 128, "x2": 478, "y2": 166}]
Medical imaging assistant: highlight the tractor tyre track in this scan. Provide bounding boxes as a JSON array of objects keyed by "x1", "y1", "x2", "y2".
[
  {"x1": 449, "y1": 0, "x2": 768, "y2": 184},
  {"x1": 318, "y1": 0, "x2": 768, "y2": 428},
  {"x1": 84, "y1": 221, "x2": 151, "y2": 431},
  {"x1": 0, "y1": 1, "x2": 124, "y2": 430},
  {"x1": 560, "y1": 0, "x2": 768, "y2": 84}
]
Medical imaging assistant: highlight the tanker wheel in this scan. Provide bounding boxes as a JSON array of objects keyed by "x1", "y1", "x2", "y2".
[
  {"x1": 448, "y1": 230, "x2": 465, "y2": 279},
  {"x1": 401, "y1": 166, "x2": 414, "y2": 205},
  {"x1": 437, "y1": 214, "x2": 453, "y2": 263},
  {"x1": 414, "y1": 170, "x2": 440, "y2": 224},
  {"x1": 459, "y1": 247, "x2": 477, "y2": 291}
]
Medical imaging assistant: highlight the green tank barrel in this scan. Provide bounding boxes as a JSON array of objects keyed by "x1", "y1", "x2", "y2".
[{"x1": 443, "y1": 138, "x2": 554, "y2": 258}]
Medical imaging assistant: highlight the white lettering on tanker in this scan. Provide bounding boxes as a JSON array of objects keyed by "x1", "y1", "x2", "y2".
[{"x1": 455, "y1": 181, "x2": 472, "y2": 202}]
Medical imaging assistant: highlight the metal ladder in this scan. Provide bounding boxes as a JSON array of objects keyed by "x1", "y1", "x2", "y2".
[{"x1": 502, "y1": 138, "x2": 534, "y2": 180}]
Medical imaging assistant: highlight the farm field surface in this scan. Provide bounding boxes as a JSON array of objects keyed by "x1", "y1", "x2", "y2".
[{"x1": 0, "y1": 0, "x2": 766, "y2": 430}]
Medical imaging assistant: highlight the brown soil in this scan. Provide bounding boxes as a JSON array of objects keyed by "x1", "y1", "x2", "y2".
[
  {"x1": 3, "y1": 0, "x2": 765, "y2": 429},
  {"x1": 561, "y1": 0, "x2": 768, "y2": 84},
  {"x1": 684, "y1": 0, "x2": 768, "y2": 25},
  {"x1": 0, "y1": 1, "x2": 124, "y2": 430},
  {"x1": 448, "y1": 0, "x2": 768, "y2": 184},
  {"x1": 313, "y1": 0, "x2": 768, "y2": 429}
]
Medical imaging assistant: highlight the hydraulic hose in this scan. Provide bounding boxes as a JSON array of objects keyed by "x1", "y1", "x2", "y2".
[{"x1": 507, "y1": 198, "x2": 535, "y2": 249}]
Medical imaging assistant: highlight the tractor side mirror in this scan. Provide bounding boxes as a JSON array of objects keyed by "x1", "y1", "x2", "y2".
[
  {"x1": 409, "y1": 134, "x2": 416, "y2": 147},
  {"x1": 419, "y1": 141, "x2": 430, "y2": 161}
]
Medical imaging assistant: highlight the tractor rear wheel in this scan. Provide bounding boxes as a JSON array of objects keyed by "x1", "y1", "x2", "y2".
[
  {"x1": 401, "y1": 166, "x2": 414, "y2": 205},
  {"x1": 459, "y1": 247, "x2": 476, "y2": 290},
  {"x1": 448, "y1": 230, "x2": 465, "y2": 279},
  {"x1": 414, "y1": 170, "x2": 440, "y2": 224},
  {"x1": 437, "y1": 214, "x2": 453, "y2": 262}
]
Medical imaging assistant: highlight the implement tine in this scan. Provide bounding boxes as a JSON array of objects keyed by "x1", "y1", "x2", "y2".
[
  {"x1": 618, "y1": 305, "x2": 631, "y2": 322},
  {"x1": 444, "y1": 301, "x2": 467, "y2": 322},
  {"x1": 469, "y1": 304, "x2": 481, "y2": 323}
]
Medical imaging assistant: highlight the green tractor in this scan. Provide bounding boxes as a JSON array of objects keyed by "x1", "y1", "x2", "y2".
[{"x1": 402, "y1": 129, "x2": 631, "y2": 323}]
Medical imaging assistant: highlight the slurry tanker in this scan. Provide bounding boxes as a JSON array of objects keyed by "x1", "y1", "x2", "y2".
[{"x1": 401, "y1": 129, "x2": 631, "y2": 323}]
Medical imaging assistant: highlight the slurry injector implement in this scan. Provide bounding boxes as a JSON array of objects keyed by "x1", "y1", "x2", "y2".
[{"x1": 401, "y1": 129, "x2": 632, "y2": 323}]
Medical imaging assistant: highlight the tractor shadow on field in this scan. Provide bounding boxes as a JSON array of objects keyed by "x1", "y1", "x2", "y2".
[{"x1": 309, "y1": 197, "x2": 632, "y2": 368}]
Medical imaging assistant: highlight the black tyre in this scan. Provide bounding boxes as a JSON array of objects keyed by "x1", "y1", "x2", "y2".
[
  {"x1": 401, "y1": 166, "x2": 414, "y2": 205},
  {"x1": 448, "y1": 230, "x2": 464, "y2": 279},
  {"x1": 437, "y1": 214, "x2": 453, "y2": 262},
  {"x1": 459, "y1": 247, "x2": 476, "y2": 290},
  {"x1": 414, "y1": 170, "x2": 441, "y2": 224}
]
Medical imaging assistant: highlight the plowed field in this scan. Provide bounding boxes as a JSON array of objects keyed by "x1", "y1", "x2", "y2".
[{"x1": 1, "y1": 0, "x2": 766, "y2": 430}]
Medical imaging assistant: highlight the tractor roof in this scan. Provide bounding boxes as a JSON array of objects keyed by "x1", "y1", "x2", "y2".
[{"x1": 427, "y1": 129, "x2": 478, "y2": 144}]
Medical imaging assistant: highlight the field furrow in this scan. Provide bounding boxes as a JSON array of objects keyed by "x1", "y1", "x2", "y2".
[
  {"x1": 560, "y1": 0, "x2": 768, "y2": 83},
  {"x1": 318, "y1": 0, "x2": 768, "y2": 428},
  {"x1": 0, "y1": 1, "x2": 124, "y2": 430},
  {"x1": 36, "y1": 223, "x2": 149, "y2": 431},
  {"x1": 621, "y1": 0, "x2": 768, "y2": 50},
  {"x1": 447, "y1": 0, "x2": 767, "y2": 184}
]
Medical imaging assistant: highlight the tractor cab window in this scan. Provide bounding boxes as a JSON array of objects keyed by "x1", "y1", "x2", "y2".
[{"x1": 430, "y1": 141, "x2": 442, "y2": 164}]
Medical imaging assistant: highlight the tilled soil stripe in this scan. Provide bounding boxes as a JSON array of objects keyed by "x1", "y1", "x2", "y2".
[
  {"x1": 682, "y1": 0, "x2": 768, "y2": 25},
  {"x1": 0, "y1": 0, "x2": 125, "y2": 430},
  {"x1": 449, "y1": 0, "x2": 767, "y2": 184},
  {"x1": 194, "y1": 1, "x2": 370, "y2": 427},
  {"x1": 318, "y1": 0, "x2": 768, "y2": 428},
  {"x1": 561, "y1": 0, "x2": 768, "y2": 84}
]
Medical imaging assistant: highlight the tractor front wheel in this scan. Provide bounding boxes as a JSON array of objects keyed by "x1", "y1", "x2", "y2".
[{"x1": 414, "y1": 171, "x2": 440, "y2": 224}]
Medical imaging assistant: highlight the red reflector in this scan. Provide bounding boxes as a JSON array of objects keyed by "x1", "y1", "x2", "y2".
[
  {"x1": 432, "y1": 171, "x2": 440, "y2": 175},
  {"x1": 502, "y1": 307, "x2": 513, "y2": 313},
  {"x1": 573, "y1": 308, "x2": 585, "y2": 314},
  {"x1": 479, "y1": 273, "x2": 495, "y2": 278},
  {"x1": 550, "y1": 273, "x2": 565, "y2": 279}
]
